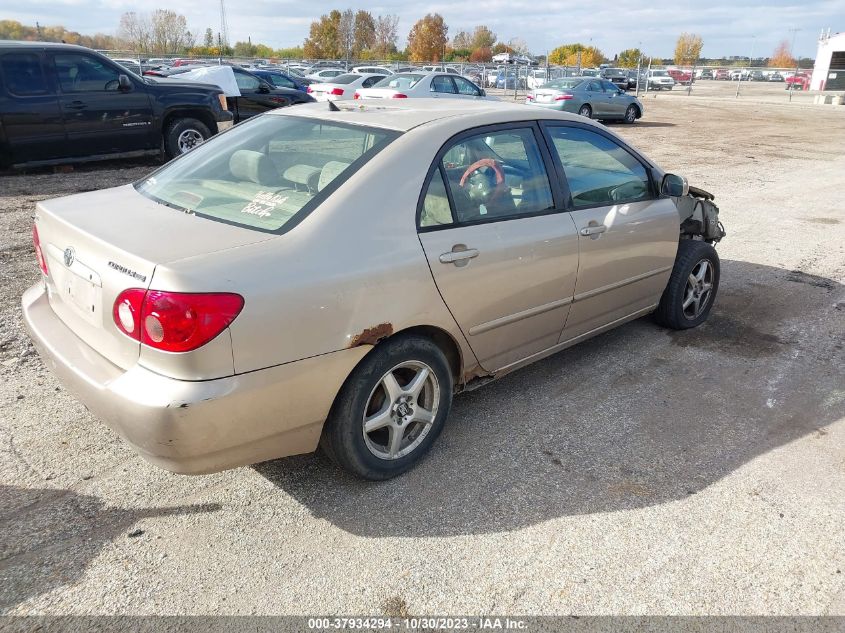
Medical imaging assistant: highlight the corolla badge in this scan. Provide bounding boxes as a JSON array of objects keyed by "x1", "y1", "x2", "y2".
[{"x1": 63, "y1": 247, "x2": 75, "y2": 267}]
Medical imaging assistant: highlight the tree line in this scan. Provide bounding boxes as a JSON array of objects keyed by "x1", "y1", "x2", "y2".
[{"x1": 0, "y1": 17, "x2": 804, "y2": 68}]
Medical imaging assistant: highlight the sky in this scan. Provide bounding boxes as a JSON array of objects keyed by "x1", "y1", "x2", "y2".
[{"x1": 1, "y1": 0, "x2": 843, "y2": 58}]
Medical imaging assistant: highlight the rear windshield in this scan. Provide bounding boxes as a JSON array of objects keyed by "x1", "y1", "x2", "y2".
[
  {"x1": 327, "y1": 74, "x2": 361, "y2": 84},
  {"x1": 375, "y1": 73, "x2": 423, "y2": 89},
  {"x1": 135, "y1": 115, "x2": 398, "y2": 233},
  {"x1": 543, "y1": 79, "x2": 583, "y2": 90}
]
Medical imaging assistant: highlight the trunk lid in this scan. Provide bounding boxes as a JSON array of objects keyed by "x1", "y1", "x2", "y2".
[{"x1": 35, "y1": 184, "x2": 273, "y2": 370}]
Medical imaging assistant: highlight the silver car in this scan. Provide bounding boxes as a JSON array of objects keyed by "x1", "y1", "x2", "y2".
[
  {"x1": 527, "y1": 78, "x2": 643, "y2": 123},
  {"x1": 355, "y1": 72, "x2": 487, "y2": 100},
  {"x1": 24, "y1": 100, "x2": 724, "y2": 480}
]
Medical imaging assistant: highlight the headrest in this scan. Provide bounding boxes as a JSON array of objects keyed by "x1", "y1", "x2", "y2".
[
  {"x1": 229, "y1": 150, "x2": 277, "y2": 185},
  {"x1": 283, "y1": 164, "x2": 321, "y2": 190},
  {"x1": 317, "y1": 161, "x2": 351, "y2": 192}
]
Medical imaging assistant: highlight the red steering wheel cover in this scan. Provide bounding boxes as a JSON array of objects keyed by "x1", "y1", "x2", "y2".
[{"x1": 459, "y1": 159, "x2": 507, "y2": 204}]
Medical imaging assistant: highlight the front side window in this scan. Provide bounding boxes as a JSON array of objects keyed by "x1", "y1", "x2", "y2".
[
  {"x1": 136, "y1": 116, "x2": 397, "y2": 233},
  {"x1": 454, "y1": 76, "x2": 480, "y2": 96},
  {"x1": 53, "y1": 53, "x2": 119, "y2": 93},
  {"x1": 547, "y1": 127, "x2": 651, "y2": 207},
  {"x1": 424, "y1": 127, "x2": 554, "y2": 226},
  {"x1": 2, "y1": 53, "x2": 47, "y2": 95},
  {"x1": 431, "y1": 75, "x2": 457, "y2": 94}
]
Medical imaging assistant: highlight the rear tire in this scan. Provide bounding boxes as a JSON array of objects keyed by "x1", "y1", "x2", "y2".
[
  {"x1": 164, "y1": 117, "x2": 211, "y2": 160},
  {"x1": 654, "y1": 240, "x2": 720, "y2": 330},
  {"x1": 320, "y1": 335, "x2": 453, "y2": 480},
  {"x1": 578, "y1": 104, "x2": 592, "y2": 118}
]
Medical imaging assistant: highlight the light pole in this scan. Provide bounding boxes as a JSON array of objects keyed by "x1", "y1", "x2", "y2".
[
  {"x1": 735, "y1": 35, "x2": 756, "y2": 98},
  {"x1": 788, "y1": 28, "x2": 801, "y2": 101}
]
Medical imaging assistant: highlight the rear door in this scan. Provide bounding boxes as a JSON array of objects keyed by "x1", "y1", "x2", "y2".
[
  {"x1": 541, "y1": 123, "x2": 679, "y2": 342},
  {"x1": 49, "y1": 51, "x2": 155, "y2": 156},
  {"x1": 417, "y1": 124, "x2": 579, "y2": 371},
  {"x1": 0, "y1": 50, "x2": 67, "y2": 164}
]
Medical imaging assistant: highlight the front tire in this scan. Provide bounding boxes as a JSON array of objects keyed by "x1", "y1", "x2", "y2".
[
  {"x1": 164, "y1": 117, "x2": 211, "y2": 159},
  {"x1": 624, "y1": 104, "x2": 638, "y2": 124},
  {"x1": 320, "y1": 335, "x2": 453, "y2": 480},
  {"x1": 654, "y1": 240, "x2": 720, "y2": 330}
]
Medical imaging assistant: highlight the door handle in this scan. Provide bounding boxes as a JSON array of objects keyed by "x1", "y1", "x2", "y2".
[
  {"x1": 580, "y1": 225, "x2": 607, "y2": 236},
  {"x1": 66, "y1": 101, "x2": 87, "y2": 110},
  {"x1": 439, "y1": 248, "x2": 479, "y2": 265}
]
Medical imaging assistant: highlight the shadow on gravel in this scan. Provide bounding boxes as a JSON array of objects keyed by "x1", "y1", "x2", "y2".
[
  {"x1": 256, "y1": 260, "x2": 844, "y2": 536},
  {"x1": 0, "y1": 486, "x2": 220, "y2": 612},
  {"x1": 605, "y1": 120, "x2": 676, "y2": 128}
]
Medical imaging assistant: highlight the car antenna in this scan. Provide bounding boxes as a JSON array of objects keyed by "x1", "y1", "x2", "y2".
[{"x1": 328, "y1": 100, "x2": 340, "y2": 111}]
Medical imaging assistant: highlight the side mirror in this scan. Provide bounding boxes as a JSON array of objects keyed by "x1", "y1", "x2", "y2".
[
  {"x1": 118, "y1": 74, "x2": 132, "y2": 91},
  {"x1": 479, "y1": 88, "x2": 486, "y2": 97},
  {"x1": 258, "y1": 83, "x2": 271, "y2": 93},
  {"x1": 661, "y1": 173, "x2": 689, "y2": 197}
]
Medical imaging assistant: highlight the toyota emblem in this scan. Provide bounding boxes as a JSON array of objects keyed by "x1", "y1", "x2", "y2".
[{"x1": 63, "y1": 247, "x2": 75, "y2": 267}]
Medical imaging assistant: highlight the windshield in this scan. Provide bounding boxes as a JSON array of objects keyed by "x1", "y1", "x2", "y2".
[
  {"x1": 327, "y1": 74, "x2": 361, "y2": 84},
  {"x1": 542, "y1": 79, "x2": 583, "y2": 90},
  {"x1": 135, "y1": 115, "x2": 398, "y2": 233},
  {"x1": 374, "y1": 73, "x2": 424, "y2": 89},
  {"x1": 603, "y1": 68, "x2": 624, "y2": 74},
  {"x1": 652, "y1": 70, "x2": 669, "y2": 76}
]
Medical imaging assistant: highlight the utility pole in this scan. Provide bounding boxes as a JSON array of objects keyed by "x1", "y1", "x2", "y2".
[
  {"x1": 735, "y1": 35, "x2": 755, "y2": 98},
  {"x1": 788, "y1": 28, "x2": 801, "y2": 101}
]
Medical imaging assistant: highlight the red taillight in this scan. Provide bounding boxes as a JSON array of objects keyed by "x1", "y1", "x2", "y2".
[
  {"x1": 353, "y1": 92, "x2": 360, "y2": 99},
  {"x1": 306, "y1": 86, "x2": 312, "y2": 93},
  {"x1": 391, "y1": 93, "x2": 408, "y2": 99},
  {"x1": 329, "y1": 87, "x2": 344, "y2": 96},
  {"x1": 554, "y1": 94, "x2": 574, "y2": 101},
  {"x1": 113, "y1": 289, "x2": 244, "y2": 353},
  {"x1": 526, "y1": 94, "x2": 534, "y2": 100},
  {"x1": 33, "y1": 225, "x2": 48, "y2": 276}
]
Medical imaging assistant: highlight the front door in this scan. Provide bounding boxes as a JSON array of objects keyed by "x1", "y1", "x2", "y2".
[
  {"x1": 49, "y1": 52, "x2": 154, "y2": 156},
  {"x1": 417, "y1": 124, "x2": 579, "y2": 371},
  {"x1": 541, "y1": 124, "x2": 679, "y2": 342},
  {"x1": 0, "y1": 51, "x2": 67, "y2": 164}
]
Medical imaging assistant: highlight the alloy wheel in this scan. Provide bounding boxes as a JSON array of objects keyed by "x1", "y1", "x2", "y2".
[
  {"x1": 362, "y1": 361, "x2": 440, "y2": 460},
  {"x1": 683, "y1": 259, "x2": 714, "y2": 320},
  {"x1": 177, "y1": 129, "x2": 204, "y2": 154}
]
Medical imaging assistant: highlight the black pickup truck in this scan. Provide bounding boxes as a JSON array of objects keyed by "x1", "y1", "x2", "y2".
[{"x1": 0, "y1": 41, "x2": 234, "y2": 168}]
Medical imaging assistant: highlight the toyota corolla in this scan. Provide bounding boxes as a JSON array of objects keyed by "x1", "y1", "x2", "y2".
[{"x1": 23, "y1": 100, "x2": 725, "y2": 480}]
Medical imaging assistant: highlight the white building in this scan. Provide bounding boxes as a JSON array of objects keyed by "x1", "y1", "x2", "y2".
[{"x1": 811, "y1": 29, "x2": 845, "y2": 90}]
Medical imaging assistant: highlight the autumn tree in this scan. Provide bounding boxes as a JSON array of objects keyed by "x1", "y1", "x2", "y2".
[
  {"x1": 770, "y1": 39, "x2": 796, "y2": 68},
  {"x1": 617, "y1": 48, "x2": 644, "y2": 68},
  {"x1": 303, "y1": 10, "x2": 342, "y2": 59},
  {"x1": 203, "y1": 27, "x2": 214, "y2": 48},
  {"x1": 469, "y1": 47, "x2": 492, "y2": 62},
  {"x1": 118, "y1": 12, "x2": 152, "y2": 53},
  {"x1": 337, "y1": 9, "x2": 355, "y2": 62},
  {"x1": 373, "y1": 14, "x2": 399, "y2": 57},
  {"x1": 549, "y1": 43, "x2": 605, "y2": 67},
  {"x1": 674, "y1": 33, "x2": 703, "y2": 65},
  {"x1": 407, "y1": 13, "x2": 448, "y2": 62},
  {"x1": 452, "y1": 31, "x2": 472, "y2": 50},
  {"x1": 353, "y1": 10, "x2": 375, "y2": 56},
  {"x1": 471, "y1": 25, "x2": 496, "y2": 50}
]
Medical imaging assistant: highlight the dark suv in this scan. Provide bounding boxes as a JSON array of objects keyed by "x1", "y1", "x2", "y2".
[{"x1": 0, "y1": 42, "x2": 233, "y2": 168}]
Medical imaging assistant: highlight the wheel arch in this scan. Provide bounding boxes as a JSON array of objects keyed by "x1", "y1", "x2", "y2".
[{"x1": 162, "y1": 108, "x2": 217, "y2": 137}]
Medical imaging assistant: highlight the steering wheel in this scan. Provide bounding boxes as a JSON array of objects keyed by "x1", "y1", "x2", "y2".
[{"x1": 459, "y1": 158, "x2": 506, "y2": 205}]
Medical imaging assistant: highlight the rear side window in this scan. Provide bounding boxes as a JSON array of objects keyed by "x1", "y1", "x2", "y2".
[
  {"x1": 546, "y1": 127, "x2": 652, "y2": 207},
  {"x1": 136, "y1": 115, "x2": 398, "y2": 233},
  {"x1": 269, "y1": 74, "x2": 295, "y2": 88},
  {"x1": 2, "y1": 53, "x2": 48, "y2": 96}
]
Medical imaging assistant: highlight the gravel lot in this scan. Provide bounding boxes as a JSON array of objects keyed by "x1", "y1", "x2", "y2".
[{"x1": 1, "y1": 86, "x2": 844, "y2": 616}]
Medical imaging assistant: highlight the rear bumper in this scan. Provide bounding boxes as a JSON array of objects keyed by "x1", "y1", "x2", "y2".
[{"x1": 22, "y1": 284, "x2": 367, "y2": 474}]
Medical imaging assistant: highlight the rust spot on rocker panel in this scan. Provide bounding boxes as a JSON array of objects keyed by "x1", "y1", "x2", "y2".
[{"x1": 349, "y1": 323, "x2": 394, "y2": 348}]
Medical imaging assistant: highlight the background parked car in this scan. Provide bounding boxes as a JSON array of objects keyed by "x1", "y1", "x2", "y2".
[
  {"x1": 627, "y1": 70, "x2": 647, "y2": 90},
  {"x1": 307, "y1": 73, "x2": 386, "y2": 101},
  {"x1": 305, "y1": 68, "x2": 345, "y2": 82},
  {"x1": 768, "y1": 71, "x2": 785, "y2": 82},
  {"x1": 226, "y1": 67, "x2": 314, "y2": 118},
  {"x1": 351, "y1": 66, "x2": 394, "y2": 75},
  {"x1": 698, "y1": 69, "x2": 714, "y2": 80},
  {"x1": 667, "y1": 69, "x2": 692, "y2": 85},
  {"x1": 714, "y1": 69, "x2": 730, "y2": 80},
  {"x1": 526, "y1": 78, "x2": 643, "y2": 123},
  {"x1": 747, "y1": 70, "x2": 765, "y2": 81},
  {"x1": 600, "y1": 67, "x2": 629, "y2": 90},
  {"x1": 647, "y1": 70, "x2": 675, "y2": 90},
  {"x1": 785, "y1": 72, "x2": 810, "y2": 90},
  {"x1": 355, "y1": 72, "x2": 486, "y2": 100},
  {"x1": 251, "y1": 68, "x2": 312, "y2": 92},
  {"x1": 0, "y1": 41, "x2": 232, "y2": 167}
]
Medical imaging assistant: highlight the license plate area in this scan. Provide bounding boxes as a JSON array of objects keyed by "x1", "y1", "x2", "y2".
[{"x1": 45, "y1": 244, "x2": 103, "y2": 326}]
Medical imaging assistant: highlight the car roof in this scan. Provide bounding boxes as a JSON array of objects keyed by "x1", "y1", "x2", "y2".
[
  {"x1": 267, "y1": 98, "x2": 586, "y2": 132},
  {"x1": 0, "y1": 41, "x2": 95, "y2": 51}
]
